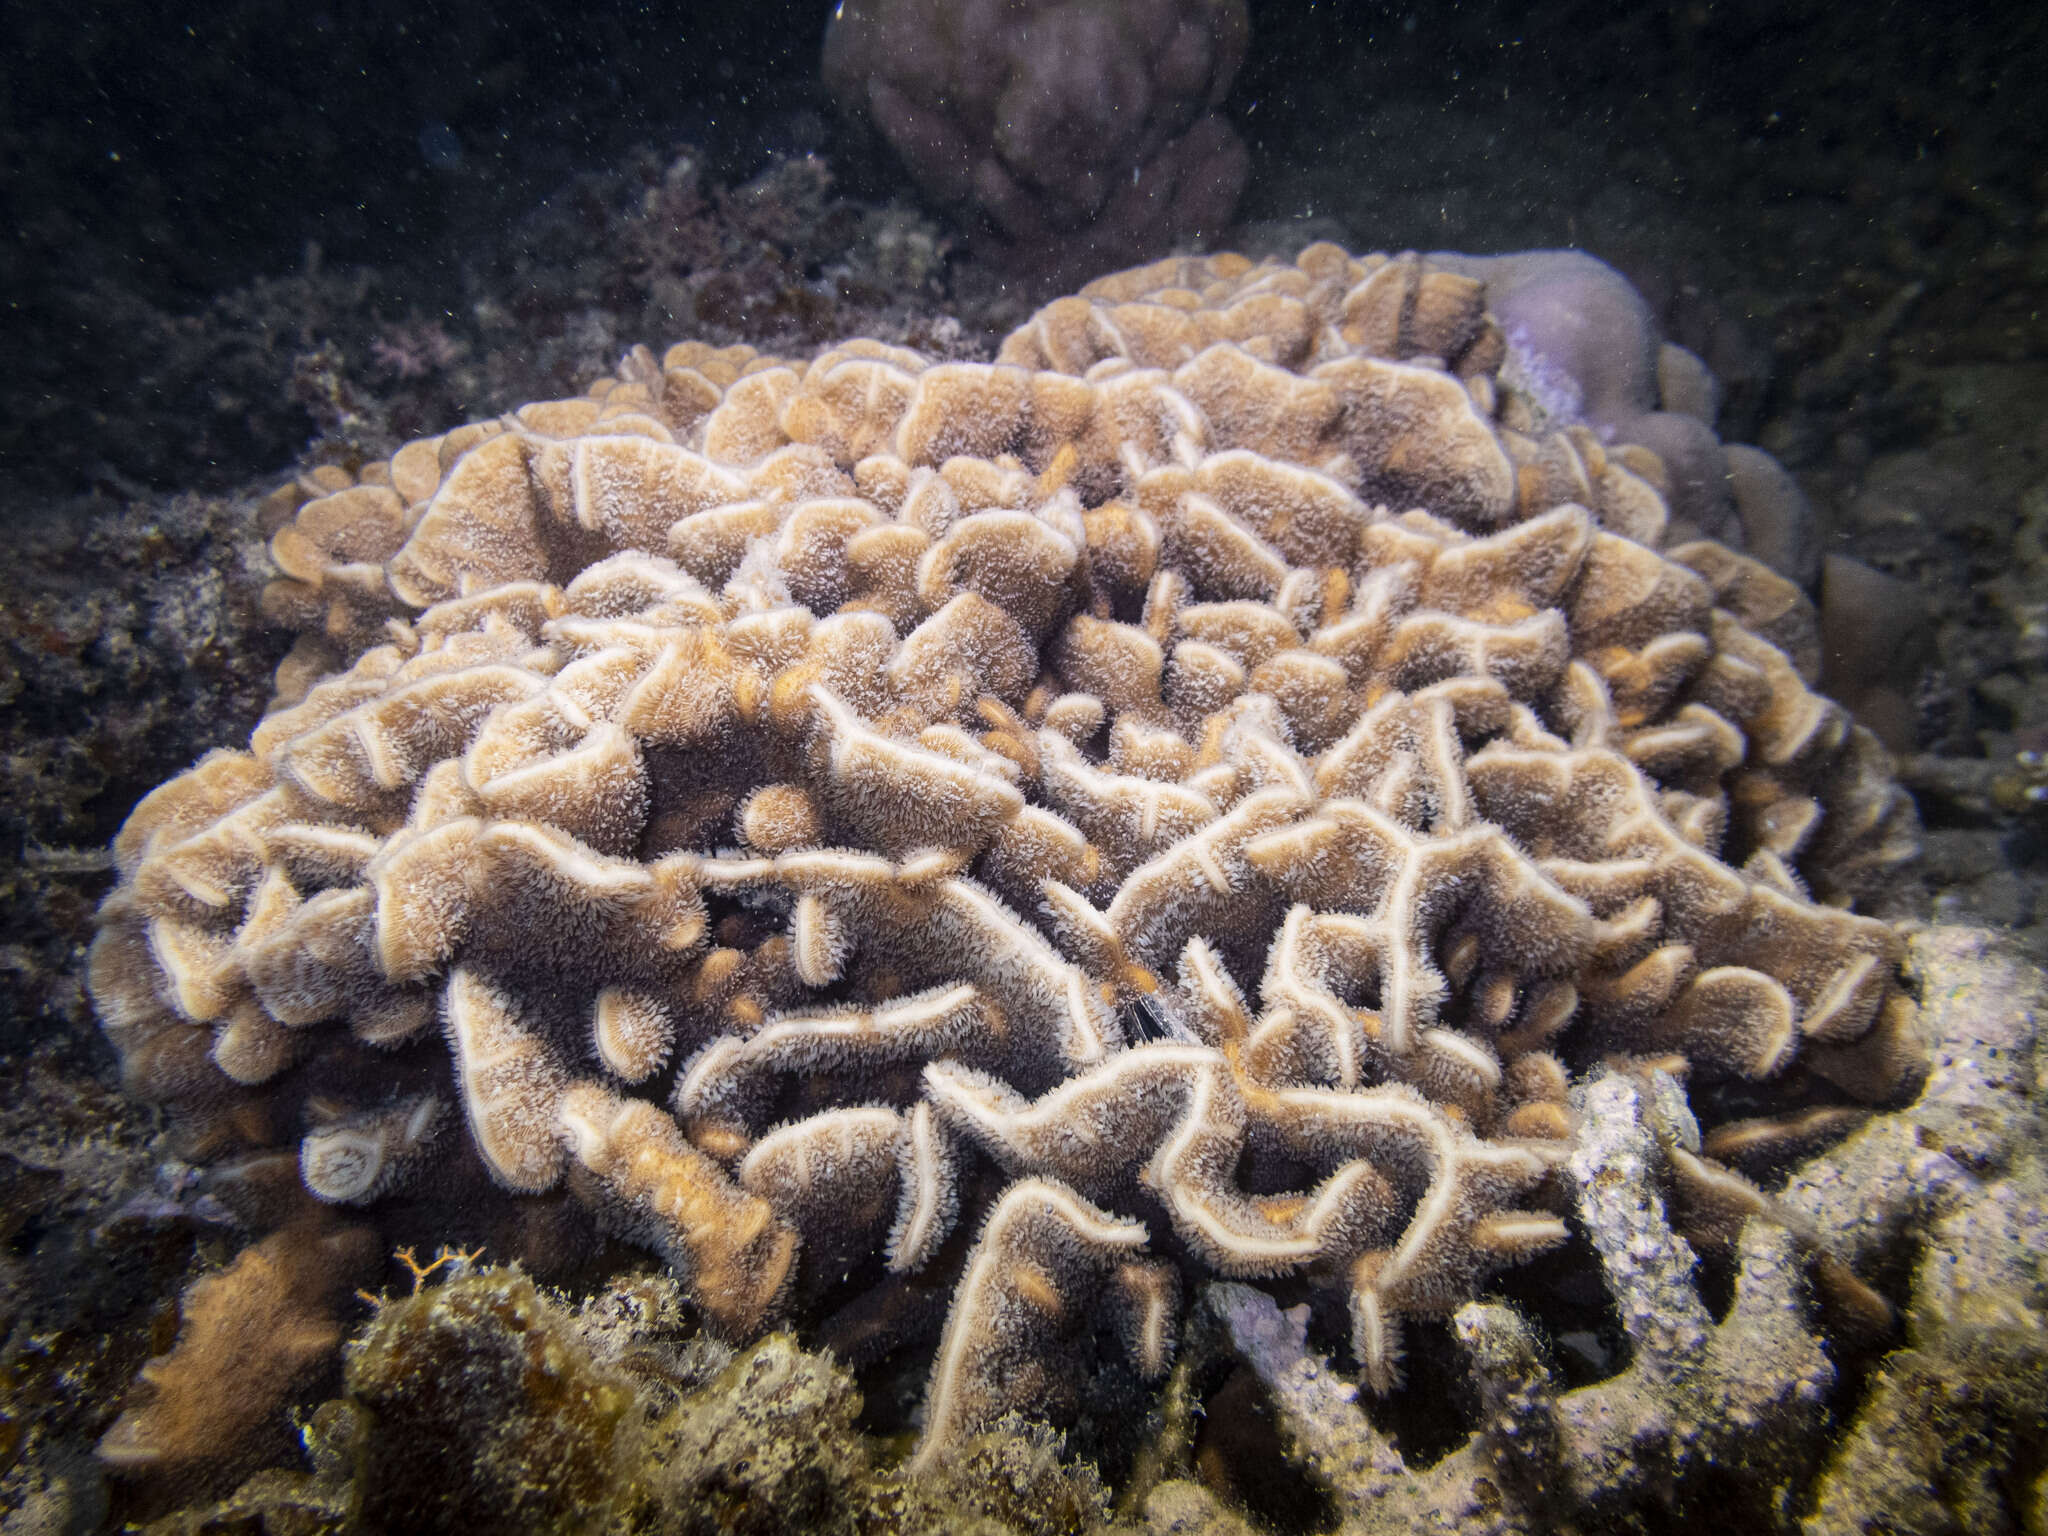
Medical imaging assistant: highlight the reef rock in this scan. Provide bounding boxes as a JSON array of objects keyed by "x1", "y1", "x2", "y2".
[{"x1": 92, "y1": 244, "x2": 1925, "y2": 1472}]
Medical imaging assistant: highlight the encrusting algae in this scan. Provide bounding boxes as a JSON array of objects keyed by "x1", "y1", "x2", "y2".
[{"x1": 75, "y1": 244, "x2": 2048, "y2": 1533}]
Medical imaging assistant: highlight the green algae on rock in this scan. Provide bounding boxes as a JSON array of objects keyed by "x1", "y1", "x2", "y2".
[{"x1": 147, "y1": 1264, "x2": 1117, "y2": 1536}]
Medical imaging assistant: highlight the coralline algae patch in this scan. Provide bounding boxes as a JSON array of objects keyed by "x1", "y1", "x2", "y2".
[{"x1": 91, "y1": 245, "x2": 1924, "y2": 1482}]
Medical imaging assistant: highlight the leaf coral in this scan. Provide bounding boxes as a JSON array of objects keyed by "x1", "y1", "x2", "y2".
[
  {"x1": 98, "y1": 1224, "x2": 377, "y2": 1484},
  {"x1": 93, "y1": 244, "x2": 1922, "y2": 1469}
]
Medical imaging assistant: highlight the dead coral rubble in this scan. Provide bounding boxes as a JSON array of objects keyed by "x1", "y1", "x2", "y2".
[
  {"x1": 94, "y1": 244, "x2": 1924, "y2": 1474},
  {"x1": 1167, "y1": 924, "x2": 2048, "y2": 1536}
]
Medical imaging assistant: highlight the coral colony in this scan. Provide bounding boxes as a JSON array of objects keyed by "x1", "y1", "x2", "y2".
[
  {"x1": 94, "y1": 245, "x2": 1924, "y2": 1479},
  {"x1": 824, "y1": 0, "x2": 1251, "y2": 270}
]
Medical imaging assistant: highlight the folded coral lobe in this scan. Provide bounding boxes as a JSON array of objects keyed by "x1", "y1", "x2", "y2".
[{"x1": 94, "y1": 244, "x2": 1921, "y2": 1469}]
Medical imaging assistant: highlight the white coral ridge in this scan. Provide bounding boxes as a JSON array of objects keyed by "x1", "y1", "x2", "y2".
[{"x1": 94, "y1": 243, "x2": 1921, "y2": 1467}]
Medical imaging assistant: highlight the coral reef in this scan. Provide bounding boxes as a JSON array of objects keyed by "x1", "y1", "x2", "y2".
[
  {"x1": 92, "y1": 243, "x2": 1924, "y2": 1475},
  {"x1": 7, "y1": 3, "x2": 2044, "y2": 1522},
  {"x1": 823, "y1": 0, "x2": 1249, "y2": 273},
  {"x1": 1817, "y1": 551, "x2": 1932, "y2": 752},
  {"x1": 1147, "y1": 924, "x2": 2048, "y2": 1536},
  {"x1": 0, "y1": 1049, "x2": 215, "y2": 1533},
  {"x1": 1, "y1": 138, "x2": 970, "y2": 504},
  {"x1": 342, "y1": 1265, "x2": 651, "y2": 1533},
  {"x1": 1, "y1": 488, "x2": 283, "y2": 1052},
  {"x1": 1795, "y1": 928, "x2": 2048, "y2": 1535}
]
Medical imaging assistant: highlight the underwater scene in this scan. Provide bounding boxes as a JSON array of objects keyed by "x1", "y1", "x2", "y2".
[{"x1": 2, "y1": 1, "x2": 2045, "y2": 1530}]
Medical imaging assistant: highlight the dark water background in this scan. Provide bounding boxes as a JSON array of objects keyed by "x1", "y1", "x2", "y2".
[{"x1": 5, "y1": 0, "x2": 2040, "y2": 495}]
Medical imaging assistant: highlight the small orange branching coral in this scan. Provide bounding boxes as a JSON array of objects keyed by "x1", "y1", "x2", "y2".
[{"x1": 92, "y1": 246, "x2": 1920, "y2": 1467}]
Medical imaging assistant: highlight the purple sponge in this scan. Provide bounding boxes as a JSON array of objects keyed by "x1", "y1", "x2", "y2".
[{"x1": 1433, "y1": 248, "x2": 1776, "y2": 554}]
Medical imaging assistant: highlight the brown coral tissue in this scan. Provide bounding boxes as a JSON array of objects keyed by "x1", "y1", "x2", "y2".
[
  {"x1": 97, "y1": 1223, "x2": 377, "y2": 1484},
  {"x1": 822, "y1": 0, "x2": 1250, "y2": 272},
  {"x1": 92, "y1": 244, "x2": 1924, "y2": 1470}
]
